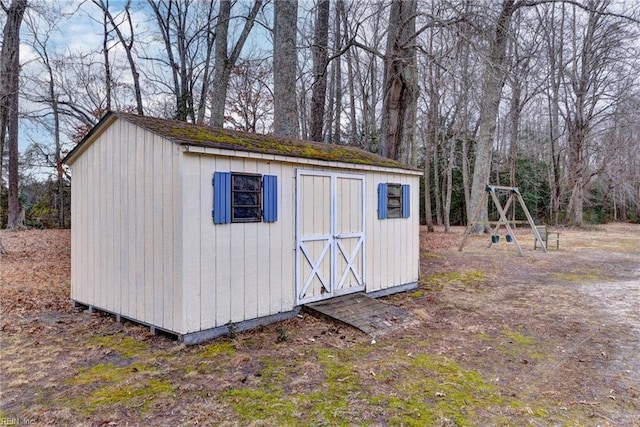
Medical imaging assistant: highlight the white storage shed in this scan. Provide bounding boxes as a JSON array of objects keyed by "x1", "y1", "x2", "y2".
[{"x1": 64, "y1": 112, "x2": 421, "y2": 343}]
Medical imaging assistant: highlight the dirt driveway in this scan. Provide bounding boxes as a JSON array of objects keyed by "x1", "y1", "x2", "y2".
[{"x1": 1, "y1": 224, "x2": 639, "y2": 426}]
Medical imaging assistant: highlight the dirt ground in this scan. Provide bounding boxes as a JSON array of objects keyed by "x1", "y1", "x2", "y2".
[{"x1": 1, "y1": 224, "x2": 639, "y2": 426}]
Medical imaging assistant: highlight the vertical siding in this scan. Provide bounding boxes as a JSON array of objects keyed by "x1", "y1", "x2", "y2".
[
  {"x1": 69, "y1": 119, "x2": 182, "y2": 333},
  {"x1": 181, "y1": 154, "x2": 296, "y2": 333},
  {"x1": 364, "y1": 172, "x2": 420, "y2": 293}
]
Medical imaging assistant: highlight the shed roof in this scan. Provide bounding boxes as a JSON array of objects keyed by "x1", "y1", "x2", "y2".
[{"x1": 64, "y1": 111, "x2": 419, "y2": 171}]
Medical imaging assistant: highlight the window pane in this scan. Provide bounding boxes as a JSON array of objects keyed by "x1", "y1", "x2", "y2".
[
  {"x1": 388, "y1": 207, "x2": 402, "y2": 218},
  {"x1": 233, "y1": 207, "x2": 261, "y2": 221},
  {"x1": 233, "y1": 175, "x2": 261, "y2": 191},
  {"x1": 388, "y1": 197, "x2": 401, "y2": 208},
  {"x1": 387, "y1": 184, "x2": 402, "y2": 197},
  {"x1": 233, "y1": 192, "x2": 260, "y2": 206}
]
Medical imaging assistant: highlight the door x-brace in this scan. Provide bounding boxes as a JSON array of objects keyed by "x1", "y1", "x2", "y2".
[{"x1": 458, "y1": 185, "x2": 546, "y2": 256}]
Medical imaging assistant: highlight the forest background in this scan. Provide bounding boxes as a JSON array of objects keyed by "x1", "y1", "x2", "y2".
[{"x1": 1, "y1": 0, "x2": 639, "y2": 231}]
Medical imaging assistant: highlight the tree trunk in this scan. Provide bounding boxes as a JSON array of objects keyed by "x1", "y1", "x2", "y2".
[
  {"x1": 433, "y1": 135, "x2": 442, "y2": 227},
  {"x1": 210, "y1": 0, "x2": 232, "y2": 127},
  {"x1": 444, "y1": 139, "x2": 455, "y2": 232},
  {"x1": 462, "y1": 139, "x2": 471, "y2": 222},
  {"x1": 309, "y1": 0, "x2": 330, "y2": 142},
  {"x1": 210, "y1": 0, "x2": 263, "y2": 127},
  {"x1": 331, "y1": 1, "x2": 342, "y2": 144},
  {"x1": 469, "y1": 0, "x2": 515, "y2": 233},
  {"x1": 508, "y1": 77, "x2": 521, "y2": 188},
  {"x1": 1, "y1": 0, "x2": 27, "y2": 230},
  {"x1": 380, "y1": 0, "x2": 418, "y2": 161},
  {"x1": 340, "y1": 0, "x2": 358, "y2": 146},
  {"x1": 102, "y1": 7, "x2": 111, "y2": 111},
  {"x1": 546, "y1": 2, "x2": 564, "y2": 225},
  {"x1": 273, "y1": 0, "x2": 299, "y2": 138},
  {"x1": 196, "y1": 3, "x2": 216, "y2": 124},
  {"x1": 423, "y1": 136, "x2": 434, "y2": 232}
]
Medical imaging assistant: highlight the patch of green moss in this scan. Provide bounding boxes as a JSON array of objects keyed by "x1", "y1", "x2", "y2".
[
  {"x1": 80, "y1": 379, "x2": 173, "y2": 414},
  {"x1": 423, "y1": 251, "x2": 444, "y2": 259},
  {"x1": 219, "y1": 355, "x2": 300, "y2": 423},
  {"x1": 219, "y1": 346, "x2": 373, "y2": 425},
  {"x1": 409, "y1": 290, "x2": 426, "y2": 298},
  {"x1": 200, "y1": 340, "x2": 236, "y2": 358},
  {"x1": 89, "y1": 334, "x2": 148, "y2": 358},
  {"x1": 553, "y1": 272, "x2": 600, "y2": 282},
  {"x1": 69, "y1": 362, "x2": 157, "y2": 385},
  {"x1": 65, "y1": 361, "x2": 173, "y2": 415},
  {"x1": 474, "y1": 332, "x2": 492, "y2": 342},
  {"x1": 503, "y1": 330, "x2": 536, "y2": 346},
  {"x1": 423, "y1": 270, "x2": 486, "y2": 290},
  {"x1": 373, "y1": 353, "x2": 505, "y2": 426},
  {"x1": 222, "y1": 388, "x2": 299, "y2": 424}
]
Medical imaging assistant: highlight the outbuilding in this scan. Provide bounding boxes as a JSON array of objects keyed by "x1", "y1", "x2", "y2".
[{"x1": 64, "y1": 112, "x2": 421, "y2": 344}]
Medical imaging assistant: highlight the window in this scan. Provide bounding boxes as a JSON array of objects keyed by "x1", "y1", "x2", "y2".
[
  {"x1": 212, "y1": 172, "x2": 278, "y2": 224},
  {"x1": 232, "y1": 174, "x2": 262, "y2": 222},
  {"x1": 378, "y1": 183, "x2": 410, "y2": 219},
  {"x1": 386, "y1": 184, "x2": 402, "y2": 218}
]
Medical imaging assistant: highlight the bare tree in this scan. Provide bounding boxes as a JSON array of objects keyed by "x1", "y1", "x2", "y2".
[
  {"x1": 209, "y1": 0, "x2": 263, "y2": 127},
  {"x1": 226, "y1": 58, "x2": 273, "y2": 133},
  {"x1": 560, "y1": 0, "x2": 632, "y2": 226},
  {"x1": 273, "y1": 0, "x2": 299, "y2": 138},
  {"x1": 23, "y1": 5, "x2": 69, "y2": 228},
  {"x1": 1, "y1": 0, "x2": 28, "y2": 230},
  {"x1": 468, "y1": 0, "x2": 516, "y2": 232},
  {"x1": 92, "y1": 0, "x2": 144, "y2": 115},
  {"x1": 537, "y1": 2, "x2": 565, "y2": 224}
]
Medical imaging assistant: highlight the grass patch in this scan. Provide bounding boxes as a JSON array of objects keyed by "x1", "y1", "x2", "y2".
[
  {"x1": 497, "y1": 329, "x2": 546, "y2": 361},
  {"x1": 553, "y1": 272, "x2": 600, "y2": 282},
  {"x1": 79, "y1": 379, "x2": 172, "y2": 414},
  {"x1": 409, "y1": 290, "x2": 426, "y2": 298},
  {"x1": 422, "y1": 270, "x2": 486, "y2": 291},
  {"x1": 66, "y1": 362, "x2": 173, "y2": 415},
  {"x1": 89, "y1": 334, "x2": 148, "y2": 358},
  {"x1": 199, "y1": 340, "x2": 236, "y2": 358},
  {"x1": 373, "y1": 353, "x2": 506, "y2": 426},
  {"x1": 68, "y1": 362, "x2": 157, "y2": 385},
  {"x1": 220, "y1": 345, "x2": 372, "y2": 425},
  {"x1": 503, "y1": 329, "x2": 536, "y2": 346},
  {"x1": 219, "y1": 355, "x2": 299, "y2": 423},
  {"x1": 223, "y1": 388, "x2": 299, "y2": 423},
  {"x1": 423, "y1": 251, "x2": 444, "y2": 259}
]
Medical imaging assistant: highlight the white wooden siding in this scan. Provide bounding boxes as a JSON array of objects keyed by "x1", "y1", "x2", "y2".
[
  {"x1": 69, "y1": 119, "x2": 183, "y2": 333},
  {"x1": 364, "y1": 172, "x2": 420, "y2": 293},
  {"x1": 181, "y1": 154, "x2": 296, "y2": 333}
]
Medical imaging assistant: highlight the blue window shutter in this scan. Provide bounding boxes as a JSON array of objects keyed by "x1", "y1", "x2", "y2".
[
  {"x1": 401, "y1": 184, "x2": 410, "y2": 218},
  {"x1": 213, "y1": 172, "x2": 231, "y2": 224},
  {"x1": 378, "y1": 183, "x2": 388, "y2": 219},
  {"x1": 262, "y1": 175, "x2": 278, "y2": 222}
]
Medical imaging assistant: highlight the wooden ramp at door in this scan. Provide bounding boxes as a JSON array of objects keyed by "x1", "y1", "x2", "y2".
[{"x1": 304, "y1": 293, "x2": 416, "y2": 335}]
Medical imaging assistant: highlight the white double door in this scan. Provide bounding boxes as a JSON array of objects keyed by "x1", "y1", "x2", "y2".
[{"x1": 295, "y1": 170, "x2": 365, "y2": 305}]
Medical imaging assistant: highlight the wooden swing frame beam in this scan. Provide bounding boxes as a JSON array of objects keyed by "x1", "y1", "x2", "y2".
[{"x1": 458, "y1": 185, "x2": 547, "y2": 256}]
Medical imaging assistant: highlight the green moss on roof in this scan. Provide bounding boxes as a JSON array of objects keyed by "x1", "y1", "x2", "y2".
[{"x1": 114, "y1": 112, "x2": 414, "y2": 170}]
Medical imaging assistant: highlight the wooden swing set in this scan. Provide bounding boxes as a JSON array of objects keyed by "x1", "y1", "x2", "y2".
[{"x1": 458, "y1": 185, "x2": 547, "y2": 256}]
